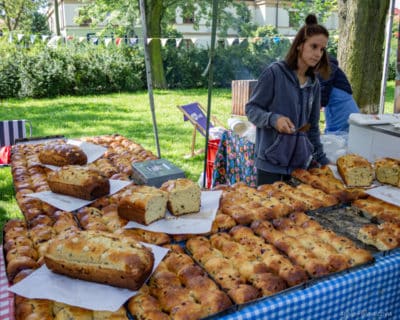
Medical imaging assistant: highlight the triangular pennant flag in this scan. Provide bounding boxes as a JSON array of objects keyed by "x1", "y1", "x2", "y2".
[
  {"x1": 238, "y1": 37, "x2": 246, "y2": 44},
  {"x1": 176, "y1": 38, "x2": 183, "y2": 47},
  {"x1": 146, "y1": 38, "x2": 153, "y2": 44},
  {"x1": 129, "y1": 37, "x2": 138, "y2": 46},
  {"x1": 41, "y1": 35, "x2": 49, "y2": 42},
  {"x1": 190, "y1": 38, "x2": 198, "y2": 44},
  {"x1": 47, "y1": 35, "x2": 60, "y2": 47},
  {"x1": 78, "y1": 36, "x2": 86, "y2": 43},
  {"x1": 115, "y1": 37, "x2": 122, "y2": 45},
  {"x1": 91, "y1": 37, "x2": 99, "y2": 45},
  {"x1": 30, "y1": 35, "x2": 36, "y2": 43},
  {"x1": 226, "y1": 37, "x2": 236, "y2": 46},
  {"x1": 17, "y1": 34, "x2": 24, "y2": 42},
  {"x1": 160, "y1": 38, "x2": 168, "y2": 47},
  {"x1": 104, "y1": 37, "x2": 112, "y2": 46}
]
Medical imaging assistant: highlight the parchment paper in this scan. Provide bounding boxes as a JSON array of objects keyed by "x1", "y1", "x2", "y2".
[
  {"x1": 125, "y1": 190, "x2": 222, "y2": 234},
  {"x1": 8, "y1": 244, "x2": 169, "y2": 312}
]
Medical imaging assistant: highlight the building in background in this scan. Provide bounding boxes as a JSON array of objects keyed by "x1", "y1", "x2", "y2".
[{"x1": 46, "y1": 0, "x2": 338, "y2": 44}]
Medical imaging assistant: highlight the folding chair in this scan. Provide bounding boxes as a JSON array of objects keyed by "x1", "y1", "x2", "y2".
[
  {"x1": 177, "y1": 102, "x2": 224, "y2": 157},
  {"x1": 0, "y1": 120, "x2": 32, "y2": 165}
]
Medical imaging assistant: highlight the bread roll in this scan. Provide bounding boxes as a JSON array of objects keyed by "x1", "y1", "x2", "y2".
[
  {"x1": 374, "y1": 157, "x2": 400, "y2": 187},
  {"x1": 44, "y1": 230, "x2": 154, "y2": 290},
  {"x1": 160, "y1": 178, "x2": 201, "y2": 216},
  {"x1": 47, "y1": 165, "x2": 110, "y2": 200},
  {"x1": 118, "y1": 185, "x2": 168, "y2": 225},
  {"x1": 39, "y1": 142, "x2": 87, "y2": 166},
  {"x1": 336, "y1": 154, "x2": 374, "y2": 187}
]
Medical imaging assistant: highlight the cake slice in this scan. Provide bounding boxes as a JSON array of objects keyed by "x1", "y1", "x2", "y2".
[
  {"x1": 160, "y1": 178, "x2": 201, "y2": 216},
  {"x1": 374, "y1": 157, "x2": 400, "y2": 187},
  {"x1": 336, "y1": 154, "x2": 374, "y2": 187},
  {"x1": 117, "y1": 185, "x2": 168, "y2": 225}
]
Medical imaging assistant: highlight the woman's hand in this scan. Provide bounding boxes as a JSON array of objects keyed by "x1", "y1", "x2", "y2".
[{"x1": 275, "y1": 116, "x2": 295, "y2": 134}]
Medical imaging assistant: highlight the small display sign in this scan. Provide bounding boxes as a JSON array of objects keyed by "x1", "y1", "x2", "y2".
[{"x1": 131, "y1": 158, "x2": 186, "y2": 187}]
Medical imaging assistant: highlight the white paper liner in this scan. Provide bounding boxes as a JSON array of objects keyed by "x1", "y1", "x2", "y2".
[
  {"x1": 8, "y1": 244, "x2": 169, "y2": 312},
  {"x1": 365, "y1": 185, "x2": 400, "y2": 207},
  {"x1": 125, "y1": 190, "x2": 222, "y2": 235},
  {"x1": 26, "y1": 179, "x2": 132, "y2": 212},
  {"x1": 37, "y1": 139, "x2": 107, "y2": 170}
]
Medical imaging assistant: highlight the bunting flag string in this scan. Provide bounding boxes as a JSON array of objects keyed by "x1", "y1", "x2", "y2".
[{"x1": 1, "y1": 32, "x2": 291, "y2": 48}]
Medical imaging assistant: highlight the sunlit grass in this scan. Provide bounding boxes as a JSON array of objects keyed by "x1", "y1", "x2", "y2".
[{"x1": 0, "y1": 81, "x2": 396, "y2": 238}]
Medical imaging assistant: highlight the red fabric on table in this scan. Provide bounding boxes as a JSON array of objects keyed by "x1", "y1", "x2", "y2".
[
  {"x1": 0, "y1": 246, "x2": 14, "y2": 320},
  {"x1": 206, "y1": 139, "x2": 220, "y2": 189}
]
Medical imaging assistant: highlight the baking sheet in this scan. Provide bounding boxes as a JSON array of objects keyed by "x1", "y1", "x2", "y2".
[
  {"x1": 125, "y1": 191, "x2": 222, "y2": 235},
  {"x1": 8, "y1": 244, "x2": 169, "y2": 312},
  {"x1": 26, "y1": 179, "x2": 132, "y2": 212},
  {"x1": 307, "y1": 207, "x2": 379, "y2": 254}
]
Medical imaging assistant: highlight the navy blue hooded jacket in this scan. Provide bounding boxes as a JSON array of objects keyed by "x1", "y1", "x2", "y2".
[
  {"x1": 245, "y1": 61, "x2": 328, "y2": 174},
  {"x1": 319, "y1": 56, "x2": 352, "y2": 107}
]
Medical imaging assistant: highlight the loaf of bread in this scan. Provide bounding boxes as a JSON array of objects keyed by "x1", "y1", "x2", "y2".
[
  {"x1": 374, "y1": 157, "x2": 400, "y2": 187},
  {"x1": 117, "y1": 185, "x2": 168, "y2": 225},
  {"x1": 39, "y1": 142, "x2": 87, "y2": 166},
  {"x1": 47, "y1": 165, "x2": 110, "y2": 200},
  {"x1": 336, "y1": 154, "x2": 374, "y2": 187},
  {"x1": 44, "y1": 230, "x2": 154, "y2": 290},
  {"x1": 160, "y1": 178, "x2": 201, "y2": 216}
]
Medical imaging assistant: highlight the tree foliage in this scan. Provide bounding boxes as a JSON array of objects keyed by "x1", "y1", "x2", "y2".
[
  {"x1": 284, "y1": 0, "x2": 337, "y2": 28},
  {"x1": 0, "y1": 0, "x2": 47, "y2": 32},
  {"x1": 75, "y1": 0, "x2": 253, "y2": 89}
]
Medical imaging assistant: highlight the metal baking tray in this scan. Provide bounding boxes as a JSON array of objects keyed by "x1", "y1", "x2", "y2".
[{"x1": 306, "y1": 207, "x2": 380, "y2": 255}]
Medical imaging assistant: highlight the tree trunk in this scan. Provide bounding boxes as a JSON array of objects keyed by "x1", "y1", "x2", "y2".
[
  {"x1": 147, "y1": 0, "x2": 167, "y2": 89},
  {"x1": 337, "y1": 0, "x2": 390, "y2": 114}
]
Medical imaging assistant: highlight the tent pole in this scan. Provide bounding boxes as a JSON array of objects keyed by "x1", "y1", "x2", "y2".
[
  {"x1": 379, "y1": 0, "x2": 395, "y2": 115},
  {"x1": 395, "y1": 3, "x2": 400, "y2": 113},
  {"x1": 202, "y1": 0, "x2": 219, "y2": 188},
  {"x1": 139, "y1": 0, "x2": 161, "y2": 158}
]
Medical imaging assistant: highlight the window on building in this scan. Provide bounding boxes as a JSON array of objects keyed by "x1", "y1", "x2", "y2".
[
  {"x1": 183, "y1": 15, "x2": 194, "y2": 24},
  {"x1": 78, "y1": 9, "x2": 92, "y2": 27}
]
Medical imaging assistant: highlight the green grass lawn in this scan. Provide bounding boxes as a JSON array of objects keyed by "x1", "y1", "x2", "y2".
[{"x1": 0, "y1": 82, "x2": 396, "y2": 238}]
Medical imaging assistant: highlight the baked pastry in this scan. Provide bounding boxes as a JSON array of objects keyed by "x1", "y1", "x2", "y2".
[
  {"x1": 117, "y1": 185, "x2": 168, "y2": 225},
  {"x1": 357, "y1": 222, "x2": 400, "y2": 250},
  {"x1": 39, "y1": 142, "x2": 87, "y2": 166},
  {"x1": 47, "y1": 165, "x2": 110, "y2": 200},
  {"x1": 336, "y1": 154, "x2": 374, "y2": 187},
  {"x1": 374, "y1": 157, "x2": 400, "y2": 187},
  {"x1": 352, "y1": 196, "x2": 400, "y2": 224},
  {"x1": 160, "y1": 178, "x2": 201, "y2": 216},
  {"x1": 292, "y1": 167, "x2": 367, "y2": 202},
  {"x1": 44, "y1": 230, "x2": 154, "y2": 290}
]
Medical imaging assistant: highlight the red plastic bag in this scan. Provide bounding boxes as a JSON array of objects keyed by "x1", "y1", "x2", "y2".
[{"x1": 0, "y1": 146, "x2": 11, "y2": 165}]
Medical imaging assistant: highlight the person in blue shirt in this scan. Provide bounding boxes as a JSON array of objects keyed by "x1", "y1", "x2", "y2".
[
  {"x1": 319, "y1": 55, "x2": 360, "y2": 133},
  {"x1": 246, "y1": 14, "x2": 330, "y2": 186}
]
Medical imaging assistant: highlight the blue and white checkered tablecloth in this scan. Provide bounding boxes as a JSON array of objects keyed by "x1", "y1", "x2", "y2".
[{"x1": 220, "y1": 251, "x2": 400, "y2": 320}]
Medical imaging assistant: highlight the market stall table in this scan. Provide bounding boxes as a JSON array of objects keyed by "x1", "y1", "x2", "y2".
[
  {"x1": 212, "y1": 130, "x2": 257, "y2": 188},
  {"x1": 219, "y1": 250, "x2": 400, "y2": 319},
  {"x1": 1, "y1": 246, "x2": 399, "y2": 319}
]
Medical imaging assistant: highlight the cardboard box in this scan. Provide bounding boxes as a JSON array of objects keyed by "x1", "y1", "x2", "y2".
[{"x1": 131, "y1": 159, "x2": 186, "y2": 187}]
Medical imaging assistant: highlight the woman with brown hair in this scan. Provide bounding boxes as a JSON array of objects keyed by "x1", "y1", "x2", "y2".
[{"x1": 246, "y1": 14, "x2": 330, "y2": 186}]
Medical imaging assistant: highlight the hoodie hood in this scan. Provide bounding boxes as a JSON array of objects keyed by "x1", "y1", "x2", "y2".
[{"x1": 275, "y1": 61, "x2": 317, "y2": 88}]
